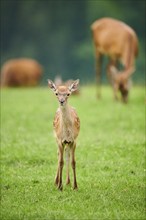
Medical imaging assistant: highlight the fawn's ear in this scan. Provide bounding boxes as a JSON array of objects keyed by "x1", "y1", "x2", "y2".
[
  {"x1": 69, "y1": 79, "x2": 79, "y2": 92},
  {"x1": 48, "y1": 79, "x2": 57, "y2": 92}
]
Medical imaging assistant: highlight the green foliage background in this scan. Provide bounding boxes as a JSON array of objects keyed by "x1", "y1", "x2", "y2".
[{"x1": 1, "y1": 0, "x2": 145, "y2": 83}]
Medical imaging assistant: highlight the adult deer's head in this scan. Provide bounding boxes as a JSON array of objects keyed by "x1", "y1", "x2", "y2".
[{"x1": 109, "y1": 66, "x2": 135, "y2": 103}]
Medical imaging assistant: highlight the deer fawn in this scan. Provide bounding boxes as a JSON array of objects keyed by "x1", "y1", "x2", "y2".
[{"x1": 48, "y1": 79, "x2": 80, "y2": 190}]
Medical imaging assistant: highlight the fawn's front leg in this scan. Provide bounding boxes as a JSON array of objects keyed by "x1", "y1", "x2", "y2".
[
  {"x1": 55, "y1": 150, "x2": 59, "y2": 185},
  {"x1": 65, "y1": 145, "x2": 70, "y2": 185},
  {"x1": 57, "y1": 145, "x2": 64, "y2": 190},
  {"x1": 71, "y1": 142, "x2": 78, "y2": 190}
]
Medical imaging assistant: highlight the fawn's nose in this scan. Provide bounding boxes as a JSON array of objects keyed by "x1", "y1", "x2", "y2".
[{"x1": 60, "y1": 99, "x2": 65, "y2": 106}]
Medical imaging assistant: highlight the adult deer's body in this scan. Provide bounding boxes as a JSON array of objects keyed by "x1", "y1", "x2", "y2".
[
  {"x1": 48, "y1": 79, "x2": 80, "y2": 190},
  {"x1": 91, "y1": 17, "x2": 138, "y2": 102},
  {"x1": 1, "y1": 58, "x2": 42, "y2": 87}
]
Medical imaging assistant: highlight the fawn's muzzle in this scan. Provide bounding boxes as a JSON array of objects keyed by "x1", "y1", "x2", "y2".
[{"x1": 60, "y1": 100, "x2": 65, "y2": 106}]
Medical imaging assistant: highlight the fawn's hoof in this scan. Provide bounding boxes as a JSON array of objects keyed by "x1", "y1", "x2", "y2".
[
  {"x1": 73, "y1": 185, "x2": 78, "y2": 190},
  {"x1": 57, "y1": 184, "x2": 63, "y2": 191},
  {"x1": 54, "y1": 180, "x2": 58, "y2": 186}
]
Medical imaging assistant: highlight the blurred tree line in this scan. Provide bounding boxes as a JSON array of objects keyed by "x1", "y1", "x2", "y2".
[{"x1": 1, "y1": 0, "x2": 145, "y2": 84}]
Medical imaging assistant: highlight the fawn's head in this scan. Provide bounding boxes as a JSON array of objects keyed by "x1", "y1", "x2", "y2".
[{"x1": 48, "y1": 79, "x2": 79, "y2": 106}]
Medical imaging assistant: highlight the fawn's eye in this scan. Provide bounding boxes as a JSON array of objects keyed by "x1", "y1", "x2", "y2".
[
  {"x1": 67, "y1": 93, "x2": 70, "y2": 96},
  {"x1": 55, "y1": 93, "x2": 58, "y2": 96}
]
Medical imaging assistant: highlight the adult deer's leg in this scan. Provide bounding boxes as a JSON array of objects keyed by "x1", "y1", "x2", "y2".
[
  {"x1": 71, "y1": 142, "x2": 78, "y2": 190},
  {"x1": 65, "y1": 145, "x2": 70, "y2": 185},
  {"x1": 107, "y1": 59, "x2": 119, "y2": 101},
  {"x1": 107, "y1": 59, "x2": 118, "y2": 82},
  {"x1": 57, "y1": 144, "x2": 64, "y2": 190},
  {"x1": 95, "y1": 51, "x2": 103, "y2": 99},
  {"x1": 113, "y1": 84, "x2": 119, "y2": 101}
]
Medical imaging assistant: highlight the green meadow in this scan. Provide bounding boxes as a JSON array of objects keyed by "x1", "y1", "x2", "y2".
[{"x1": 1, "y1": 85, "x2": 145, "y2": 220}]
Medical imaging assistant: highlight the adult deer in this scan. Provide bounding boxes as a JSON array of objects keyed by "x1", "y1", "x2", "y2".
[
  {"x1": 48, "y1": 79, "x2": 80, "y2": 190},
  {"x1": 91, "y1": 17, "x2": 138, "y2": 103},
  {"x1": 0, "y1": 58, "x2": 43, "y2": 87}
]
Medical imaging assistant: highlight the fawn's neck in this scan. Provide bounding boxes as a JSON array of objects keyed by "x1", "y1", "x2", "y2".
[{"x1": 59, "y1": 103, "x2": 72, "y2": 125}]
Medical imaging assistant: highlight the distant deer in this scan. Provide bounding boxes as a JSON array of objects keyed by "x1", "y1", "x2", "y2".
[
  {"x1": 48, "y1": 79, "x2": 80, "y2": 190},
  {"x1": 0, "y1": 58, "x2": 43, "y2": 87},
  {"x1": 91, "y1": 17, "x2": 139, "y2": 103}
]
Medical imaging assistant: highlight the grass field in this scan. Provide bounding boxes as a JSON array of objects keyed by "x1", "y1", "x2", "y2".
[{"x1": 1, "y1": 85, "x2": 145, "y2": 220}]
